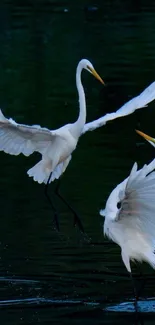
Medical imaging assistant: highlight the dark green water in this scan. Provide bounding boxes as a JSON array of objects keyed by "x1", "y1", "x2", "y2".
[{"x1": 1, "y1": 1, "x2": 155, "y2": 324}]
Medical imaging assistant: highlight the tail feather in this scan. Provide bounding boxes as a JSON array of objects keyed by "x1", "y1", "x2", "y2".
[
  {"x1": 27, "y1": 155, "x2": 72, "y2": 184},
  {"x1": 27, "y1": 160, "x2": 48, "y2": 184}
]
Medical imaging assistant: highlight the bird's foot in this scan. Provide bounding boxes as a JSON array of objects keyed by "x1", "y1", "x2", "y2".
[
  {"x1": 134, "y1": 297, "x2": 139, "y2": 313},
  {"x1": 134, "y1": 297, "x2": 143, "y2": 323}
]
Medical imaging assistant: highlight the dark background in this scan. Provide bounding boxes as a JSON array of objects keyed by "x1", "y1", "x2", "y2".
[{"x1": 0, "y1": 0, "x2": 155, "y2": 324}]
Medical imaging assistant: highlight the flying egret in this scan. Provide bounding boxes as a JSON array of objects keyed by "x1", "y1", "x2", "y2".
[
  {"x1": 0, "y1": 59, "x2": 104, "y2": 231},
  {"x1": 0, "y1": 61, "x2": 155, "y2": 231},
  {"x1": 136, "y1": 129, "x2": 155, "y2": 148},
  {"x1": 100, "y1": 158, "x2": 155, "y2": 305}
]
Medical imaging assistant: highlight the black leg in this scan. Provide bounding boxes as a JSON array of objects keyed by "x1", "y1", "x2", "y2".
[
  {"x1": 44, "y1": 172, "x2": 59, "y2": 231},
  {"x1": 130, "y1": 272, "x2": 144, "y2": 325},
  {"x1": 55, "y1": 179, "x2": 85, "y2": 233},
  {"x1": 130, "y1": 272, "x2": 139, "y2": 312}
]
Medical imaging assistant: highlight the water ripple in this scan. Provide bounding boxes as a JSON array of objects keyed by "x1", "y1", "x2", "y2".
[
  {"x1": 0, "y1": 297, "x2": 99, "y2": 307},
  {"x1": 105, "y1": 298, "x2": 155, "y2": 313}
]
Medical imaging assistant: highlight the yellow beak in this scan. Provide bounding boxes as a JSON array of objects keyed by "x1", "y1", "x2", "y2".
[
  {"x1": 136, "y1": 129, "x2": 155, "y2": 143},
  {"x1": 89, "y1": 67, "x2": 105, "y2": 85}
]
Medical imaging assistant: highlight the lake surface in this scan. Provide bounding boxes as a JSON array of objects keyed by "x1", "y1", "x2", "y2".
[{"x1": 1, "y1": 1, "x2": 155, "y2": 324}]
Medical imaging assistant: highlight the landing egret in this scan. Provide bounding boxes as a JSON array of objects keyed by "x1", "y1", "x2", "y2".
[
  {"x1": 0, "y1": 59, "x2": 155, "y2": 230},
  {"x1": 1, "y1": 73, "x2": 155, "y2": 187},
  {"x1": 100, "y1": 158, "x2": 155, "y2": 304},
  {"x1": 0, "y1": 59, "x2": 104, "y2": 231},
  {"x1": 136, "y1": 129, "x2": 155, "y2": 148}
]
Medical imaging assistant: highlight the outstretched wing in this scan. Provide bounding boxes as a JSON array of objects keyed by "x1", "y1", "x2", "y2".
[
  {"x1": 0, "y1": 109, "x2": 60, "y2": 156},
  {"x1": 82, "y1": 81, "x2": 155, "y2": 134},
  {"x1": 116, "y1": 159, "x2": 155, "y2": 243}
]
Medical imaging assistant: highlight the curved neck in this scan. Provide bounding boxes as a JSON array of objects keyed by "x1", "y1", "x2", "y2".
[{"x1": 71, "y1": 63, "x2": 86, "y2": 139}]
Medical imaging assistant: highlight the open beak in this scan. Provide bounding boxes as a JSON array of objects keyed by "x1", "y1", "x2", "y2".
[
  {"x1": 136, "y1": 129, "x2": 155, "y2": 144},
  {"x1": 90, "y1": 67, "x2": 105, "y2": 85}
]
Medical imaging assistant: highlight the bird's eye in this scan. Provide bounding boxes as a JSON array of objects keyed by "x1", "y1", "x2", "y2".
[{"x1": 117, "y1": 201, "x2": 121, "y2": 209}]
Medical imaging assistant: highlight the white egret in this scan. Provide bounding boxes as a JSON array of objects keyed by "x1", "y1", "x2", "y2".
[
  {"x1": 0, "y1": 59, "x2": 104, "y2": 231},
  {"x1": 0, "y1": 59, "x2": 104, "y2": 184},
  {"x1": 100, "y1": 158, "x2": 155, "y2": 305},
  {"x1": 0, "y1": 73, "x2": 155, "y2": 187},
  {"x1": 0, "y1": 59, "x2": 155, "y2": 230}
]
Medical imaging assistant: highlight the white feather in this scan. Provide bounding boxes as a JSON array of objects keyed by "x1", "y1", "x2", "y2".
[
  {"x1": 0, "y1": 109, "x2": 61, "y2": 156},
  {"x1": 0, "y1": 59, "x2": 103, "y2": 184},
  {"x1": 1, "y1": 78, "x2": 155, "y2": 185},
  {"x1": 82, "y1": 82, "x2": 155, "y2": 134},
  {"x1": 0, "y1": 109, "x2": 77, "y2": 184},
  {"x1": 102, "y1": 158, "x2": 155, "y2": 272}
]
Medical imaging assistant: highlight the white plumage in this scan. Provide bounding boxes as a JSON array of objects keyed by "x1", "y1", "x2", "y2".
[
  {"x1": 82, "y1": 81, "x2": 155, "y2": 133},
  {"x1": 0, "y1": 63, "x2": 155, "y2": 184},
  {"x1": 0, "y1": 59, "x2": 104, "y2": 184},
  {"x1": 101, "y1": 159, "x2": 155, "y2": 273}
]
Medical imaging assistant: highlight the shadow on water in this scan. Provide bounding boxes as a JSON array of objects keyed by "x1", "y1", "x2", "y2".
[{"x1": 1, "y1": 0, "x2": 155, "y2": 324}]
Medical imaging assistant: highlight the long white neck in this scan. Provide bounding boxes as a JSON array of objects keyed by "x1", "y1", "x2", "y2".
[{"x1": 70, "y1": 63, "x2": 86, "y2": 139}]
